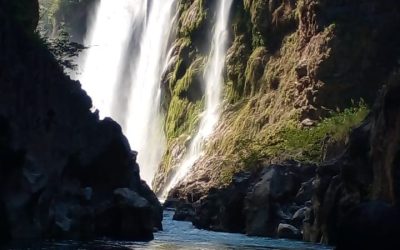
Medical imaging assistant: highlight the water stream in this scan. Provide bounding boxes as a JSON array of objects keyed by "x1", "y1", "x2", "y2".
[
  {"x1": 78, "y1": 0, "x2": 176, "y2": 185},
  {"x1": 79, "y1": 0, "x2": 146, "y2": 119},
  {"x1": 161, "y1": 0, "x2": 234, "y2": 198},
  {"x1": 125, "y1": 0, "x2": 176, "y2": 184},
  {"x1": 15, "y1": 210, "x2": 331, "y2": 250}
]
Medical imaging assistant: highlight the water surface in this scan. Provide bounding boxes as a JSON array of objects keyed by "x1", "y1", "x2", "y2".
[{"x1": 11, "y1": 210, "x2": 331, "y2": 250}]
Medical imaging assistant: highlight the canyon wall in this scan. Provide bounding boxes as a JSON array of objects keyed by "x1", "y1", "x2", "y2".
[
  {"x1": 156, "y1": 0, "x2": 400, "y2": 247},
  {"x1": 0, "y1": 0, "x2": 161, "y2": 243},
  {"x1": 35, "y1": 0, "x2": 400, "y2": 247},
  {"x1": 155, "y1": 0, "x2": 400, "y2": 197}
]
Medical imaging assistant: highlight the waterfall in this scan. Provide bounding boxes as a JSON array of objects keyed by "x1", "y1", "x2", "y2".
[
  {"x1": 161, "y1": 0, "x2": 233, "y2": 198},
  {"x1": 125, "y1": 0, "x2": 177, "y2": 185},
  {"x1": 79, "y1": 0, "x2": 146, "y2": 119},
  {"x1": 79, "y1": 0, "x2": 176, "y2": 185}
]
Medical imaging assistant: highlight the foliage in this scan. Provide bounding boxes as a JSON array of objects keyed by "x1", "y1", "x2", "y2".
[
  {"x1": 243, "y1": 101, "x2": 369, "y2": 164},
  {"x1": 43, "y1": 29, "x2": 85, "y2": 70},
  {"x1": 218, "y1": 101, "x2": 369, "y2": 183},
  {"x1": 165, "y1": 96, "x2": 204, "y2": 140},
  {"x1": 179, "y1": 0, "x2": 207, "y2": 37}
]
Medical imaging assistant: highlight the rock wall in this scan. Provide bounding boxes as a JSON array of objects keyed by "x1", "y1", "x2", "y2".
[
  {"x1": 38, "y1": 0, "x2": 98, "y2": 43},
  {"x1": 156, "y1": 0, "x2": 400, "y2": 248},
  {"x1": 0, "y1": 0, "x2": 161, "y2": 243},
  {"x1": 311, "y1": 72, "x2": 400, "y2": 249},
  {"x1": 169, "y1": 72, "x2": 400, "y2": 248},
  {"x1": 155, "y1": 0, "x2": 400, "y2": 197}
]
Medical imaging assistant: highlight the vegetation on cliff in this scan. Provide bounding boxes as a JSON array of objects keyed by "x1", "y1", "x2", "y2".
[
  {"x1": 161, "y1": 0, "x2": 400, "y2": 247},
  {"x1": 154, "y1": 0, "x2": 400, "y2": 196},
  {"x1": 38, "y1": 0, "x2": 97, "y2": 42}
]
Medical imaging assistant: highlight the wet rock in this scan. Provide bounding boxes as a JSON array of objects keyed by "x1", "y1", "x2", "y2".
[
  {"x1": 295, "y1": 179, "x2": 314, "y2": 204},
  {"x1": 277, "y1": 223, "x2": 302, "y2": 240},
  {"x1": 245, "y1": 165, "x2": 305, "y2": 236},
  {"x1": 292, "y1": 207, "x2": 308, "y2": 227},
  {"x1": 192, "y1": 172, "x2": 254, "y2": 233},
  {"x1": 114, "y1": 188, "x2": 150, "y2": 208},
  {"x1": 163, "y1": 198, "x2": 181, "y2": 209},
  {"x1": 187, "y1": 163, "x2": 316, "y2": 238},
  {"x1": 306, "y1": 74, "x2": 400, "y2": 245},
  {"x1": 94, "y1": 189, "x2": 154, "y2": 241},
  {"x1": 336, "y1": 201, "x2": 400, "y2": 250},
  {"x1": 173, "y1": 203, "x2": 195, "y2": 221}
]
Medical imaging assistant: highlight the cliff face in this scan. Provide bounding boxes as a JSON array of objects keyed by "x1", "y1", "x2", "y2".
[
  {"x1": 0, "y1": 0, "x2": 161, "y2": 243},
  {"x1": 155, "y1": 0, "x2": 400, "y2": 197},
  {"x1": 154, "y1": 0, "x2": 400, "y2": 246},
  {"x1": 311, "y1": 72, "x2": 400, "y2": 248},
  {"x1": 38, "y1": 0, "x2": 98, "y2": 43},
  {"x1": 33, "y1": 0, "x2": 400, "y2": 247}
]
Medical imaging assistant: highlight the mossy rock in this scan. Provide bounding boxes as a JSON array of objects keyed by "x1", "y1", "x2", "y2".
[
  {"x1": 225, "y1": 35, "x2": 252, "y2": 103},
  {"x1": 173, "y1": 57, "x2": 206, "y2": 103},
  {"x1": 165, "y1": 96, "x2": 204, "y2": 140},
  {"x1": 179, "y1": 0, "x2": 207, "y2": 36},
  {"x1": 244, "y1": 46, "x2": 270, "y2": 95}
]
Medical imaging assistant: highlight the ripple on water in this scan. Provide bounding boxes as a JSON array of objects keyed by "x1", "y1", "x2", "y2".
[{"x1": 7, "y1": 211, "x2": 332, "y2": 250}]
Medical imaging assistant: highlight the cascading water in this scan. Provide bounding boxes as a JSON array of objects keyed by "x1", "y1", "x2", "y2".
[
  {"x1": 162, "y1": 0, "x2": 233, "y2": 198},
  {"x1": 125, "y1": 0, "x2": 177, "y2": 185},
  {"x1": 79, "y1": 0, "x2": 176, "y2": 185},
  {"x1": 79, "y1": 0, "x2": 147, "y2": 119}
]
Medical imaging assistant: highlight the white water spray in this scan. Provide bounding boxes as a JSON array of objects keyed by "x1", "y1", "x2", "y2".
[
  {"x1": 125, "y1": 0, "x2": 177, "y2": 185},
  {"x1": 79, "y1": 0, "x2": 146, "y2": 119},
  {"x1": 79, "y1": 0, "x2": 176, "y2": 185},
  {"x1": 162, "y1": 0, "x2": 233, "y2": 198}
]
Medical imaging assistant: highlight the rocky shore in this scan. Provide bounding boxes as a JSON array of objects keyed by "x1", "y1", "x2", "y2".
[{"x1": 166, "y1": 72, "x2": 400, "y2": 249}]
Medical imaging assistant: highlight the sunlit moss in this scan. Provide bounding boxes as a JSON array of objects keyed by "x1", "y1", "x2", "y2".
[
  {"x1": 244, "y1": 46, "x2": 269, "y2": 95},
  {"x1": 179, "y1": 0, "x2": 207, "y2": 37},
  {"x1": 165, "y1": 95, "x2": 204, "y2": 140},
  {"x1": 216, "y1": 101, "x2": 369, "y2": 183}
]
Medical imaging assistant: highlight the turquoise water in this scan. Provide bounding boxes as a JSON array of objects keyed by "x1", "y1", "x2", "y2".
[{"x1": 8, "y1": 210, "x2": 331, "y2": 250}]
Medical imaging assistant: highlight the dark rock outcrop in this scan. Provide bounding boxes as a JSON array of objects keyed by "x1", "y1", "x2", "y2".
[
  {"x1": 0, "y1": 0, "x2": 161, "y2": 243},
  {"x1": 307, "y1": 73, "x2": 400, "y2": 248},
  {"x1": 277, "y1": 223, "x2": 301, "y2": 240},
  {"x1": 171, "y1": 163, "x2": 316, "y2": 237},
  {"x1": 244, "y1": 164, "x2": 316, "y2": 237},
  {"x1": 170, "y1": 72, "x2": 400, "y2": 247}
]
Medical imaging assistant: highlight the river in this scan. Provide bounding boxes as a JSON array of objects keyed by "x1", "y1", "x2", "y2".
[{"x1": 8, "y1": 210, "x2": 331, "y2": 250}]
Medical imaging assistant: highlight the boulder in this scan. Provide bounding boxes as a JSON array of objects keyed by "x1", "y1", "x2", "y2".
[
  {"x1": 245, "y1": 165, "x2": 303, "y2": 236},
  {"x1": 295, "y1": 179, "x2": 314, "y2": 204},
  {"x1": 173, "y1": 203, "x2": 195, "y2": 221},
  {"x1": 277, "y1": 223, "x2": 302, "y2": 240},
  {"x1": 292, "y1": 207, "x2": 308, "y2": 227},
  {"x1": 94, "y1": 188, "x2": 154, "y2": 241},
  {"x1": 192, "y1": 172, "x2": 254, "y2": 233}
]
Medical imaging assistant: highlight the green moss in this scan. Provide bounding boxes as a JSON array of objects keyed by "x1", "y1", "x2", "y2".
[
  {"x1": 173, "y1": 57, "x2": 206, "y2": 96},
  {"x1": 165, "y1": 96, "x2": 204, "y2": 140},
  {"x1": 243, "y1": 0, "x2": 269, "y2": 47},
  {"x1": 251, "y1": 29, "x2": 265, "y2": 48},
  {"x1": 179, "y1": 0, "x2": 207, "y2": 37},
  {"x1": 248, "y1": 101, "x2": 368, "y2": 164},
  {"x1": 244, "y1": 46, "x2": 269, "y2": 95},
  {"x1": 225, "y1": 35, "x2": 251, "y2": 103},
  {"x1": 217, "y1": 101, "x2": 369, "y2": 184}
]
